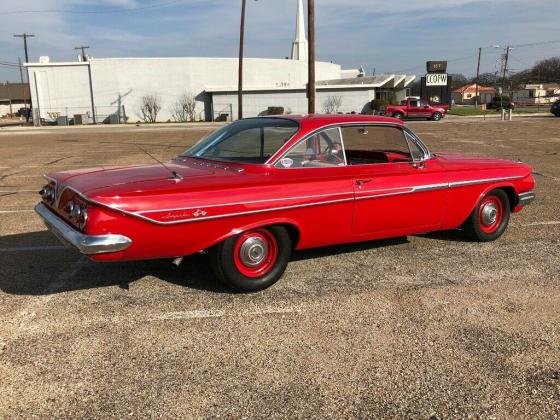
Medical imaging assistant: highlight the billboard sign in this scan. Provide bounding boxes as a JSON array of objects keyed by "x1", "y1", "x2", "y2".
[
  {"x1": 425, "y1": 73, "x2": 448, "y2": 86},
  {"x1": 427, "y1": 61, "x2": 447, "y2": 73}
]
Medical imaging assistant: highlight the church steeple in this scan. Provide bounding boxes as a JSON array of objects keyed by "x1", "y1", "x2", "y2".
[{"x1": 291, "y1": 0, "x2": 308, "y2": 61}]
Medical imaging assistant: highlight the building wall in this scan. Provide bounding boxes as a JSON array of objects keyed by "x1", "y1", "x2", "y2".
[
  {"x1": 212, "y1": 88, "x2": 376, "y2": 118},
  {"x1": 27, "y1": 63, "x2": 92, "y2": 119},
  {"x1": 27, "y1": 58, "x2": 342, "y2": 122}
]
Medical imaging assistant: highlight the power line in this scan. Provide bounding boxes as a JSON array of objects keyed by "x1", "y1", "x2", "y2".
[
  {"x1": 510, "y1": 39, "x2": 560, "y2": 49},
  {"x1": 0, "y1": 0, "x2": 184, "y2": 16}
]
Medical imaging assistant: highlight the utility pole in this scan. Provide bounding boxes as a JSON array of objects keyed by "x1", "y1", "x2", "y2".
[
  {"x1": 238, "y1": 0, "x2": 247, "y2": 120},
  {"x1": 500, "y1": 46, "x2": 510, "y2": 110},
  {"x1": 501, "y1": 46, "x2": 510, "y2": 93},
  {"x1": 307, "y1": 0, "x2": 316, "y2": 114},
  {"x1": 475, "y1": 47, "x2": 482, "y2": 108},
  {"x1": 17, "y1": 57, "x2": 28, "y2": 113},
  {"x1": 74, "y1": 45, "x2": 90, "y2": 61},
  {"x1": 13, "y1": 33, "x2": 35, "y2": 63}
]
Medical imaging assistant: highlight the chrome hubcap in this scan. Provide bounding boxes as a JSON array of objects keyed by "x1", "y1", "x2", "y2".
[
  {"x1": 481, "y1": 203, "x2": 498, "y2": 226},
  {"x1": 239, "y1": 236, "x2": 268, "y2": 267}
]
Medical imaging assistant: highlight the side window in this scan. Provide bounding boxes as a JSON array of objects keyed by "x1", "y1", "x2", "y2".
[
  {"x1": 276, "y1": 127, "x2": 345, "y2": 168},
  {"x1": 405, "y1": 131, "x2": 425, "y2": 161},
  {"x1": 342, "y1": 125, "x2": 412, "y2": 165},
  {"x1": 409, "y1": 100, "x2": 419, "y2": 108}
]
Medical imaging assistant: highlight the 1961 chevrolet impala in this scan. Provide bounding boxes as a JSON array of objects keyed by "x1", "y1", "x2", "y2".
[{"x1": 36, "y1": 115, "x2": 535, "y2": 291}]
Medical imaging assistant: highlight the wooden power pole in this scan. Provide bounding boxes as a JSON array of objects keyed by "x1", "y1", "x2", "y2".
[{"x1": 307, "y1": 0, "x2": 316, "y2": 114}]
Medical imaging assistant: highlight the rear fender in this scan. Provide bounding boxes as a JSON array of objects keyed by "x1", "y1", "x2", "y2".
[{"x1": 203, "y1": 217, "x2": 302, "y2": 251}]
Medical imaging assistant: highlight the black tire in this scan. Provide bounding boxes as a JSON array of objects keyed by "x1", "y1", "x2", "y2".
[
  {"x1": 393, "y1": 112, "x2": 404, "y2": 120},
  {"x1": 463, "y1": 189, "x2": 511, "y2": 242},
  {"x1": 209, "y1": 226, "x2": 291, "y2": 292},
  {"x1": 432, "y1": 112, "x2": 442, "y2": 121}
]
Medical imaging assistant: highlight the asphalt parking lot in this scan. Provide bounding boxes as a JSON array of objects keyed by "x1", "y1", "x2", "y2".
[{"x1": 0, "y1": 118, "x2": 559, "y2": 418}]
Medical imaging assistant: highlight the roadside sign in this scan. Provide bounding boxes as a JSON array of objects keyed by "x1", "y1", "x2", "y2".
[{"x1": 425, "y1": 73, "x2": 448, "y2": 86}]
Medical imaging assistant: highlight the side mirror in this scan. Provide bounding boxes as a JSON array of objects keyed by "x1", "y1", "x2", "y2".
[{"x1": 424, "y1": 105, "x2": 429, "y2": 108}]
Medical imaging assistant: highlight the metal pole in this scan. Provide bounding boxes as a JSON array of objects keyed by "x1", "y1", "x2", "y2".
[
  {"x1": 307, "y1": 0, "x2": 316, "y2": 114},
  {"x1": 6, "y1": 81, "x2": 13, "y2": 115},
  {"x1": 87, "y1": 62, "x2": 97, "y2": 124},
  {"x1": 475, "y1": 47, "x2": 481, "y2": 108},
  {"x1": 501, "y1": 46, "x2": 510, "y2": 110},
  {"x1": 238, "y1": 0, "x2": 246, "y2": 120},
  {"x1": 17, "y1": 57, "x2": 27, "y2": 112}
]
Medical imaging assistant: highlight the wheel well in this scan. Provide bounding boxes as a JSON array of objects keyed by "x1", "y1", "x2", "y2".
[
  {"x1": 497, "y1": 186, "x2": 517, "y2": 209},
  {"x1": 277, "y1": 224, "x2": 300, "y2": 249}
]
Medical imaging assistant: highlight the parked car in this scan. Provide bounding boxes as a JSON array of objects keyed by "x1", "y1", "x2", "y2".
[
  {"x1": 36, "y1": 115, "x2": 535, "y2": 292},
  {"x1": 551, "y1": 99, "x2": 560, "y2": 117},
  {"x1": 383, "y1": 99, "x2": 449, "y2": 121}
]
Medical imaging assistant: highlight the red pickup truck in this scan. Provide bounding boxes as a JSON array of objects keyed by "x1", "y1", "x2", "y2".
[{"x1": 384, "y1": 99, "x2": 449, "y2": 121}]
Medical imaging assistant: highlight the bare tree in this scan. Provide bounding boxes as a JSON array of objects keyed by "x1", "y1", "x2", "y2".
[
  {"x1": 171, "y1": 92, "x2": 197, "y2": 122},
  {"x1": 138, "y1": 94, "x2": 161, "y2": 123},
  {"x1": 322, "y1": 96, "x2": 342, "y2": 114}
]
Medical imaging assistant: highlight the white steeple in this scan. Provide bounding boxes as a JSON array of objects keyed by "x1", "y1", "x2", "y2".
[{"x1": 291, "y1": 0, "x2": 308, "y2": 61}]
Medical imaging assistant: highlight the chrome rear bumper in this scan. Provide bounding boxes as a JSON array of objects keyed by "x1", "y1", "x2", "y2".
[
  {"x1": 35, "y1": 203, "x2": 132, "y2": 255},
  {"x1": 518, "y1": 191, "x2": 535, "y2": 206}
]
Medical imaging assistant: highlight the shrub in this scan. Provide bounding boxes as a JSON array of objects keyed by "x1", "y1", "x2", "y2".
[{"x1": 491, "y1": 95, "x2": 513, "y2": 110}]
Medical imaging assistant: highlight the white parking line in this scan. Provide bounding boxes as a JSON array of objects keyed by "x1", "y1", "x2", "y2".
[
  {"x1": 522, "y1": 221, "x2": 560, "y2": 226},
  {"x1": 151, "y1": 305, "x2": 305, "y2": 322},
  {"x1": 0, "y1": 246, "x2": 66, "y2": 252}
]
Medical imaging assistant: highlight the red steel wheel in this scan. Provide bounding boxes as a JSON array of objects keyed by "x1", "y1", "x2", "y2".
[
  {"x1": 463, "y1": 189, "x2": 510, "y2": 242},
  {"x1": 477, "y1": 195, "x2": 503, "y2": 234},
  {"x1": 232, "y1": 229, "x2": 279, "y2": 278},
  {"x1": 209, "y1": 226, "x2": 292, "y2": 292}
]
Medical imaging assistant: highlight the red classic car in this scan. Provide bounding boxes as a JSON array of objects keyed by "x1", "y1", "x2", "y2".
[{"x1": 36, "y1": 115, "x2": 535, "y2": 291}]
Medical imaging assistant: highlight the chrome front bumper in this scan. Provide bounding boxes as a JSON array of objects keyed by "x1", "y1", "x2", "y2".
[
  {"x1": 35, "y1": 203, "x2": 132, "y2": 255},
  {"x1": 518, "y1": 191, "x2": 535, "y2": 206}
]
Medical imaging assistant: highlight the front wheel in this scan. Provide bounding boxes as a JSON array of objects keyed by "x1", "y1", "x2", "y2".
[
  {"x1": 463, "y1": 189, "x2": 510, "y2": 241},
  {"x1": 209, "y1": 226, "x2": 291, "y2": 292},
  {"x1": 432, "y1": 112, "x2": 442, "y2": 121}
]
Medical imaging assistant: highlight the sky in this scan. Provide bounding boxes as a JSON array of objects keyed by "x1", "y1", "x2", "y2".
[{"x1": 0, "y1": 0, "x2": 559, "y2": 82}]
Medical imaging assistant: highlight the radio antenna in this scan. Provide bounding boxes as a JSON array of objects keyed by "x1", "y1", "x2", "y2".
[{"x1": 136, "y1": 145, "x2": 183, "y2": 180}]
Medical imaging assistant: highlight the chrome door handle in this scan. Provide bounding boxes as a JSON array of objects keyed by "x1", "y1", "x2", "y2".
[{"x1": 356, "y1": 179, "x2": 372, "y2": 186}]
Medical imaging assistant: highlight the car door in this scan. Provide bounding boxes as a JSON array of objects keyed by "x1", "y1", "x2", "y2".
[
  {"x1": 341, "y1": 124, "x2": 447, "y2": 238},
  {"x1": 407, "y1": 99, "x2": 423, "y2": 118},
  {"x1": 272, "y1": 127, "x2": 355, "y2": 248}
]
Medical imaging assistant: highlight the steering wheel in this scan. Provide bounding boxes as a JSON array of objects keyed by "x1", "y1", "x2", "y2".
[{"x1": 324, "y1": 142, "x2": 344, "y2": 164}]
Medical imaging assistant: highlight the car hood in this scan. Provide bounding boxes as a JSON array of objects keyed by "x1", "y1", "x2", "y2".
[{"x1": 48, "y1": 162, "x2": 214, "y2": 194}]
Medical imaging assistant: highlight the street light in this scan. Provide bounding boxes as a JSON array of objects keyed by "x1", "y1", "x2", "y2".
[
  {"x1": 475, "y1": 45, "x2": 501, "y2": 108},
  {"x1": 238, "y1": 0, "x2": 258, "y2": 120}
]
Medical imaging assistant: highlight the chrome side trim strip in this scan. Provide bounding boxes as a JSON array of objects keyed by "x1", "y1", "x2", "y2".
[
  {"x1": 518, "y1": 191, "x2": 535, "y2": 206},
  {"x1": 35, "y1": 203, "x2": 132, "y2": 255},
  {"x1": 137, "y1": 191, "x2": 355, "y2": 214},
  {"x1": 449, "y1": 175, "x2": 522, "y2": 188}
]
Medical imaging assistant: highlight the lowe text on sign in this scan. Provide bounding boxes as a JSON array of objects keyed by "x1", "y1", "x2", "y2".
[{"x1": 425, "y1": 73, "x2": 448, "y2": 86}]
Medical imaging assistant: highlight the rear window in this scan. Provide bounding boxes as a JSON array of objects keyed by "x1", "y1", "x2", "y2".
[{"x1": 183, "y1": 119, "x2": 299, "y2": 164}]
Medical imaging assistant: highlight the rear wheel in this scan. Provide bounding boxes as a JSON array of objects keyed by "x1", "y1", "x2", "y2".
[
  {"x1": 463, "y1": 189, "x2": 510, "y2": 241},
  {"x1": 393, "y1": 112, "x2": 404, "y2": 120},
  {"x1": 209, "y1": 226, "x2": 291, "y2": 292},
  {"x1": 432, "y1": 112, "x2": 442, "y2": 121}
]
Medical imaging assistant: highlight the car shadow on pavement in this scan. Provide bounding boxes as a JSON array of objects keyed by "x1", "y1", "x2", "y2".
[
  {"x1": 417, "y1": 229, "x2": 468, "y2": 242},
  {"x1": 0, "y1": 231, "x2": 410, "y2": 296},
  {"x1": 0, "y1": 231, "x2": 230, "y2": 296}
]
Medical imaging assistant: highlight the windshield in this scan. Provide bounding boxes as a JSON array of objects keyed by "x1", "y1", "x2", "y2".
[{"x1": 183, "y1": 118, "x2": 299, "y2": 164}]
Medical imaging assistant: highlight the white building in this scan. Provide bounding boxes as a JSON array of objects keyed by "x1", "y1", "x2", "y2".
[{"x1": 25, "y1": 0, "x2": 415, "y2": 124}]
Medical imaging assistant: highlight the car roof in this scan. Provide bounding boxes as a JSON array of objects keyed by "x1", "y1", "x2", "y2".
[{"x1": 259, "y1": 114, "x2": 404, "y2": 127}]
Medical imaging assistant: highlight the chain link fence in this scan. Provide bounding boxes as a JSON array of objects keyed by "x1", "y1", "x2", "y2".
[{"x1": 32, "y1": 105, "x2": 128, "y2": 127}]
